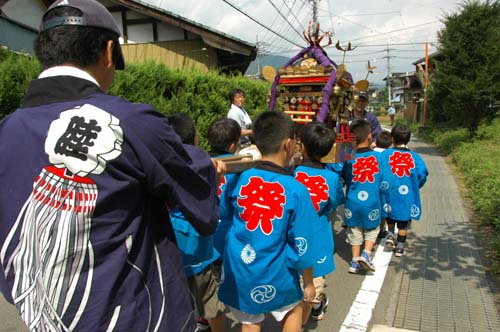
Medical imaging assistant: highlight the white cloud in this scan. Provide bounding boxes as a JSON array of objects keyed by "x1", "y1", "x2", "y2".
[{"x1": 148, "y1": 0, "x2": 464, "y2": 84}]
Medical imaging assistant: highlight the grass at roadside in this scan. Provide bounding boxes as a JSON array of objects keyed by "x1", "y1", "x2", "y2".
[{"x1": 419, "y1": 119, "x2": 500, "y2": 275}]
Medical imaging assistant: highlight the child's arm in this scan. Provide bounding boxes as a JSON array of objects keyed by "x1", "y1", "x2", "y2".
[
  {"x1": 330, "y1": 172, "x2": 345, "y2": 209},
  {"x1": 301, "y1": 267, "x2": 315, "y2": 303},
  {"x1": 415, "y1": 153, "x2": 429, "y2": 188}
]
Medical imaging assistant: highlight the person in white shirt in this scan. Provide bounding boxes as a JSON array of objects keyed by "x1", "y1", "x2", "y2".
[
  {"x1": 227, "y1": 88, "x2": 253, "y2": 148},
  {"x1": 388, "y1": 103, "x2": 396, "y2": 126}
]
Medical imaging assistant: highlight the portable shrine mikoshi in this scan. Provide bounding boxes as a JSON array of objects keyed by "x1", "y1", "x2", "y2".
[{"x1": 263, "y1": 22, "x2": 365, "y2": 163}]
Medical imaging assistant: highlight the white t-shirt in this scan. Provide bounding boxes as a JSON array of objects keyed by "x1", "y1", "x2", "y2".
[
  {"x1": 228, "y1": 103, "x2": 252, "y2": 145},
  {"x1": 388, "y1": 106, "x2": 396, "y2": 116}
]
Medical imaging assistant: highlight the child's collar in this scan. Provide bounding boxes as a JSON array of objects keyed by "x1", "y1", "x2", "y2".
[
  {"x1": 255, "y1": 160, "x2": 293, "y2": 175},
  {"x1": 300, "y1": 158, "x2": 325, "y2": 169}
]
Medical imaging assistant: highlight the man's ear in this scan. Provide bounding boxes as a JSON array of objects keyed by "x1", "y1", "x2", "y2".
[
  {"x1": 104, "y1": 40, "x2": 115, "y2": 69},
  {"x1": 284, "y1": 137, "x2": 294, "y2": 154}
]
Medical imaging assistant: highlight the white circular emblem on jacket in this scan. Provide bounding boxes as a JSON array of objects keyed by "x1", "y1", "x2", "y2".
[
  {"x1": 410, "y1": 204, "x2": 420, "y2": 218},
  {"x1": 295, "y1": 237, "x2": 308, "y2": 256},
  {"x1": 45, "y1": 104, "x2": 123, "y2": 177},
  {"x1": 380, "y1": 181, "x2": 389, "y2": 191},
  {"x1": 368, "y1": 209, "x2": 380, "y2": 221},
  {"x1": 357, "y1": 191, "x2": 369, "y2": 201},
  {"x1": 241, "y1": 244, "x2": 256, "y2": 264},
  {"x1": 398, "y1": 185, "x2": 409, "y2": 195},
  {"x1": 251, "y1": 285, "x2": 276, "y2": 304}
]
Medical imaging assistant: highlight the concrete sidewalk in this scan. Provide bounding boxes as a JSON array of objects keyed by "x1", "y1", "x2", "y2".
[{"x1": 381, "y1": 137, "x2": 500, "y2": 332}]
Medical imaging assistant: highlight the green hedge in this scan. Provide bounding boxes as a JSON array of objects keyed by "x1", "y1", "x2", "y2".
[
  {"x1": 0, "y1": 48, "x2": 40, "y2": 120},
  {"x1": 0, "y1": 52, "x2": 270, "y2": 149},
  {"x1": 109, "y1": 62, "x2": 270, "y2": 149}
]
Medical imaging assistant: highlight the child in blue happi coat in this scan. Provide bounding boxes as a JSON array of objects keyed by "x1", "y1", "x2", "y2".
[
  {"x1": 342, "y1": 119, "x2": 390, "y2": 274},
  {"x1": 382, "y1": 124, "x2": 428, "y2": 257},
  {"x1": 218, "y1": 111, "x2": 317, "y2": 332},
  {"x1": 167, "y1": 113, "x2": 226, "y2": 332},
  {"x1": 294, "y1": 122, "x2": 344, "y2": 322},
  {"x1": 373, "y1": 130, "x2": 393, "y2": 240},
  {"x1": 207, "y1": 117, "x2": 243, "y2": 256}
]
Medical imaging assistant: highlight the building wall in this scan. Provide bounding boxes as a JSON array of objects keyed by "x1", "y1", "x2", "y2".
[
  {"x1": 404, "y1": 102, "x2": 418, "y2": 123},
  {"x1": 0, "y1": 17, "x2": 37, "y2": 53},
  {"x1": 121, "y1": 39, "x2": 217, "y2": 72}
]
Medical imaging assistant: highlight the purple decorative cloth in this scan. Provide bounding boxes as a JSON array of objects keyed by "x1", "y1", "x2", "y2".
[{"x1": 268, "y1": 45, "x2": 343, "y2": 124}]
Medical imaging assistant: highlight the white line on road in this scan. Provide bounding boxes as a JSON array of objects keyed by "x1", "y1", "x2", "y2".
[{"x1": 339, "y1": 242, "x2": 394, "y2": 332}]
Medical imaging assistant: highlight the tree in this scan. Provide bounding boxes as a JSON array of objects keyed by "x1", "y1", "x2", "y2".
[{"x1": 429, "y1": 0, "x2": 500, "y2": 133}]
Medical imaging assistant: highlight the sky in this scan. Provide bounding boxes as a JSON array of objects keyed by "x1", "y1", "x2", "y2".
[{"x1": 147, "y1": 0, "x2": 465, "y2": 84}]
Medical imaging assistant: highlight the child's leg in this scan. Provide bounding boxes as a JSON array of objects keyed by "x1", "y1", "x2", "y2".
[
  {"x1": 209, "y1": 314, "x2": 225, "y2": 332},
  {"x1": 358, "y1": 227, "x2": 379, "y2": 271},
  {"x1": 310, "y1": 276, "x2": 328, "y2": 321},
  {"x1": 230, "y1": 309, "x2": 264, "y2": 332},
  {"x1": 347, "y1": 227, "x2": 363, "y2": 273},
  {"x1": 363, "y1": 226, "x2": 379, "y2": 252},
  {"x1": 281, "y1": 303, "x2": 303, "y2": 332},
  {"x1": 378, "y1": 218, "x2": 388, "y2": 238},
  {"x1": 387, "y1": 219, "x2": 396, "y2": 235},
  {"x1": 351, "y1": 244, "x2": 361, "y2": 260},
  {"x1": 395, "y1": 221, "x2": 410, "y2": 256},
  {"x1": 385, "y1": 219, "x2": 397, "y2": 248},
  {"x1": 302, "y1": 301, "x2": 312, "y2": 324},
  {"x1": 347, "y1": 226, "x2": 363, "y2": 259},
  {"x1": 189, "y1": 263, "x2": 226, "y2": 332},
  {"x1": 241, "y1": 323, "x2": 261, "y2": 332}
]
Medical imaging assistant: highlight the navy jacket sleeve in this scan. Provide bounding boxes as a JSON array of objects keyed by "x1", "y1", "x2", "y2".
[{"x1": 125, "y1": 107, "x2": 219, "y2": 236}]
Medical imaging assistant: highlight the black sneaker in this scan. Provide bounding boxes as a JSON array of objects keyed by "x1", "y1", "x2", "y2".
[
  {"x1": 311, "y1": 294, "x2": 329, "y2": 321},
  {"x1": 395, "y1": 246, "x2": 405, "y2": 257},
  {"x1": 385, "y1": 232, "x2": 396, "y2": 249}
]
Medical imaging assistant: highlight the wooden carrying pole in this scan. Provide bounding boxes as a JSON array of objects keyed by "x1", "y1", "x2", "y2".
[{"x1": 215, "y1": 154, "x2": 257, "y2": 174}]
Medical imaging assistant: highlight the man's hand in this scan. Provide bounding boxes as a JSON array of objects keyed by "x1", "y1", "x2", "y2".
[{"x1": 211, "y1": 158, "x2": 227, "y2": 183}]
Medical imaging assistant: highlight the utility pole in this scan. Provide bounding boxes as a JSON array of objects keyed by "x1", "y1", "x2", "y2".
[
  {"x1": 423, "y1": 41, "x2": 429, "y2": 126},
  {"x1": 382, "y1": 43, "x2": 395, "y2": 105},
  {"x1": 309, "y1": 0, "x2": 319, "y2": 34}
]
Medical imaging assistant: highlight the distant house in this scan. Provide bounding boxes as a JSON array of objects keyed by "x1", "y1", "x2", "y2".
[
  {"x1": 412, "y1": 51, "x2": 442, "y2": 83},
  {"x1": 384, "y1": 72, "x2": 423, "y2": 123},
  {"x1": 0, "y1": 0, "x2": 42, "y2": 54},
  {"x1": 0, "y1": 0, "x2": 257, "y2": 74}
]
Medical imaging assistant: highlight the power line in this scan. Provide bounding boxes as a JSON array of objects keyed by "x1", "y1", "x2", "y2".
[
  {"x1": 326, "y1": 0, "x2": 335, "y2": 34},
  {"x1": 261, "y1": 1, "x2": 286, "y2": 44},
  {"x1": 340, "y1": 11, "x2": 401, "y2": 17},
  {"x1": 354, "y1": 42, "x2": 437, "y2": 47},
  {"x1": 281, "y1": 0, "x2": 307, "y2": 32},
  {"x1": 222, "y1": 0, "x2": 303, "y2": 48},
  {"x1": 264, "y1": 1, "x2": 304, "y2": 51},
  {"x1": 267, "y1": 0, "x2": 304, "y2": 40},
  {"x1": 340, "y1": 20, "x2": 441, "y2": 43}
]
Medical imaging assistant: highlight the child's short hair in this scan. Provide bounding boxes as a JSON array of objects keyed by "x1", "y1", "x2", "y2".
[
  {"x1": 300, "y1": 122, "x2": 335, "y2": 161},
  {"x1": 167, "y1": 113, "x2": 196, "y2": 145},
  {"x1": 391, "y1": 124, "x2": 411, "y2": 145},
  {"x1": 229, "y1": 88, "x2": 245, "y2": 103},
  {"x1": 207, "y1": 117, "x2": 241, "y2": 153},
  {"x1": 349, "y1": 119, "x2": 371, "y2": 145},
  {"x1": 376, "y1": 130, "x2": 392, "y2": 149},
  {"x1": 253, "y1": 111, "x2": 295, "y2": 155}
]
